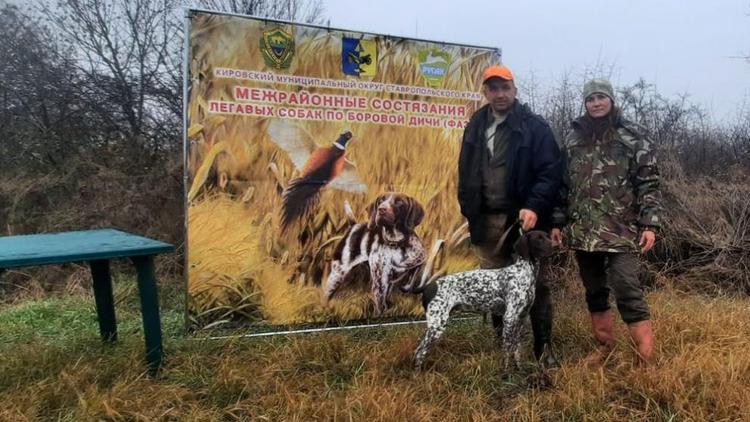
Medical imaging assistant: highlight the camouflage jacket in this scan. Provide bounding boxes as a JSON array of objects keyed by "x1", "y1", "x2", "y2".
[{"x1": 552, "y1": 117, "x2": 662, "y2": 253}]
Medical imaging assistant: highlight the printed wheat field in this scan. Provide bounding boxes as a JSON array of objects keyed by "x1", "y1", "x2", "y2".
[{"x1": 186, "y1": 14, "x2": 496, "y2": 328}]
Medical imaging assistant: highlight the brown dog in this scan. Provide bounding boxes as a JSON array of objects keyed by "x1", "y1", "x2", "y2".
[{"x1": 324, "y1": 193, "x2": 426, "y2": 315}]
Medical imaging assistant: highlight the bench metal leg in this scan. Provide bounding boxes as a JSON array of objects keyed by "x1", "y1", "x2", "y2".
[
  {"x1": 132, "y1": 255, "x2": 163, "y2": 375},
  {"x1": 89, "y1": 259, "x2": 117, "y2": 342}
]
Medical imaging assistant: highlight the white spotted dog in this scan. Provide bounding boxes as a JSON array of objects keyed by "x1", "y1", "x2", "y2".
[
  {"x1": 324, "y1": 193, "x2": 426, "y2": 316},
  {"x1": 413, "y1": 231, "x2": 556, "y2": 370}
]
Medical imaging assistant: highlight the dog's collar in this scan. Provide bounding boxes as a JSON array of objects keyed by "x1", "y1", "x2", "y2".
[
  {"x1": 382, "y1": 237, "x2": 405, "y2": 247},
  {"x1": 381, "y1": 226, "x2": 407, "y2": 246}
]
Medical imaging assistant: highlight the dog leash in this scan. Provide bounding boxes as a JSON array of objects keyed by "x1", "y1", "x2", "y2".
[{"x1": 491, "y1": 219, "x2": 523, "y2": 257}]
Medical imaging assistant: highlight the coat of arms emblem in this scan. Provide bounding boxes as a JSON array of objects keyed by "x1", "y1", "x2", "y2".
[{"x1": 260, "y1": 27, "x2": 295, "y2": 69}]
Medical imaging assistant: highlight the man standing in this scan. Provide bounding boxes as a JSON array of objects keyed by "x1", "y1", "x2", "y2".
[{"x1": 458, "y1": 64, "x2": 563, "y2": 368}]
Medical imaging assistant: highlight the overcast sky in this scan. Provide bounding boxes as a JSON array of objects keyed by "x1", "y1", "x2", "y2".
[{"x1": 321, "y1": 0, "x2": 749, "y2": 122}]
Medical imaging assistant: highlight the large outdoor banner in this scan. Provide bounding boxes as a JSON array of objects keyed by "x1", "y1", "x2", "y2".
[{"x1": 186, "y1": 9, "x2": 500, "y2": 330}]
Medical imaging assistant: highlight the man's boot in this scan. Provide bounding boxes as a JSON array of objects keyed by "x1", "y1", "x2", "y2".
[
  {"x1": 627, "y1": 319, "x2": 654, "y2": 364},
  {"x1": 583, "y1": 310, "x2": 616, "y2": 367},
  {"x1": 534, "y1": 341, "x2": 561, "y2": 370}
]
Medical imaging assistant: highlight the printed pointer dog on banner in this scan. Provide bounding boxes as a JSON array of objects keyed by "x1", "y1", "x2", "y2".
[{"x1": 266, "y1": 120, "x2": 367, "y2": 232}]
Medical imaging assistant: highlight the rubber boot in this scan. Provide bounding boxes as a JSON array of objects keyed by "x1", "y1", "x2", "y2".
[
  {"x1": 583, "y1": 310, "x2": 616, "y2": 367},
  {"x1": 627, "y1": 319, "x2": 654, "y2": 364}
]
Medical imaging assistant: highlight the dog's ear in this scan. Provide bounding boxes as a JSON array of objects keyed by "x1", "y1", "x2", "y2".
[
  {"x1": 404, "y1": 197, "x2": 425, "y2": 230},
  {"x1": 513, "y1": 233, "x2": 531, "y2": 260},
  {"x1": 531, "y1": 231, "x2": 556, "y2": 258},
  {"x1": 367, "y1": 195, "x2": 384, "y2": 230}
]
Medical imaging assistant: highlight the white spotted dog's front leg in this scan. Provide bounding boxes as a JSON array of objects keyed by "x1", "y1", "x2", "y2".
[
  {"x1": 501, "y1": 305, "x2": 525, "y2": 370},
  {"x1": 414, "y1": 327, "x2": 439, "y2": 370},
  {"x1": 414, "y1": 304, "x2": 450, "y2": 370}
]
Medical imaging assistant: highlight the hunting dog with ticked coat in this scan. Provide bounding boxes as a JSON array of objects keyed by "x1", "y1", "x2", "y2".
[
  {"x1": 324, "y1": 193, "x2": 426, "y2": 315},
  {"x1": 413, "y1": 231, "x2": 557, "y2": 369}
]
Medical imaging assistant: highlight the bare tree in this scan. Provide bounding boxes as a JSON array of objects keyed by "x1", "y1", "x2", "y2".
[
  {"x1": 727, "y1": 99, "x2": 750, "y2": 168},
  {"x1": 40, "y1": 0, "x2": 184, "y2": 160},
  {"x1": 0, "y1": 3, "x2": 93, "y2": 172},
  {"x1": 540, "y1": 70, "x2": 580, "y2": 142},
  {"x1": 190, "y1": 0, "x2": 324, "y2": 23},
  {"x1": 36, "y1": 0, "x2": 324, "y2": 162},
  {"x1": 1, "y1": 0, "x2": 325, "y2": 238},
  {"x1": 515, "y1": 67, "x2": 542, "y2": 115}
]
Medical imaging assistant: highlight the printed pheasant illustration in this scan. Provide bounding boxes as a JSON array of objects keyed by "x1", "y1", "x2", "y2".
[{"x1": 267, "y1": 120, "x2": 367, "y2": 231}]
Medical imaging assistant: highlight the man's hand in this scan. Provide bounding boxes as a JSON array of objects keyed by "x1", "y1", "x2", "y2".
[
  {"x1": 550, "y1": 228, "x2": 563, "y2": 246},
  {"x1": 640, "y1": 230, "x2": 656, "y2": 253},
  {"x1": 519, "y1": 209, "x2": 537, "y2": 232}
]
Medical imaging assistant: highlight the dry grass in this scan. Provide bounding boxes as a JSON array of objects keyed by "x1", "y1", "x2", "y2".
[
  {"x1": 186, "y1": 15, "x2": 494, "y2": 327},
  {"x1": 2, "y1": 279, "x2": 750, "y2": 421},
  {"x1": 655, "y1": 154, "x2": 750, "y2": 294}
]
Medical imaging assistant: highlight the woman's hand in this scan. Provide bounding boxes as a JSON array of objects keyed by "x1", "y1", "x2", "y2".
[
  {"x1": 640, "y1": 230, "x2": 656, "y2": 253},
  {"x1": 550, "y1": 228, "x2": 563, "y2": 246}
]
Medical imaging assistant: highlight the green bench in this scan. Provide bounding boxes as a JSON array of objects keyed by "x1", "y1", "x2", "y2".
[{"x1": 0, "y1": 229, "x2": 175, "y2": 374}]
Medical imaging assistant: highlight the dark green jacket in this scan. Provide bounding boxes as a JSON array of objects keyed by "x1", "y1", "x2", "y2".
[{"x1": 552, "y1": 116, "x2": 662, "y2": 252}]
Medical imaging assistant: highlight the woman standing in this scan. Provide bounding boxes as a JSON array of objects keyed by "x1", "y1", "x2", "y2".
[{"x1": 551, "y1": 79, "x2": 662, "y2": 365}]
